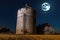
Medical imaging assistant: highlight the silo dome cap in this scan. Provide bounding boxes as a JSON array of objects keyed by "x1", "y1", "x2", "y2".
[
  {"x1": 24, "y1": 4, "x2": 32, "y2": 9},
  {"x1": 25, "y1": 4, "x2": 29, "y2": 8}
]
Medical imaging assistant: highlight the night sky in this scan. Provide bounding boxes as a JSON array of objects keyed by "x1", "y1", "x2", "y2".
[{"x1": 0, "y1": 0, "x2": 60, "y2": 33}]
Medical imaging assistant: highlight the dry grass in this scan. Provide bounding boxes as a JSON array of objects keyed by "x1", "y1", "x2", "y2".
[{"x1": 0, "y1": 34, "x2": 60, "y2": 40}]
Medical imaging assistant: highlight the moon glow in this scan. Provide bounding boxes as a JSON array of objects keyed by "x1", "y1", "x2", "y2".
[{"x1": 41, "y1": 2, "x2": 50, "y2": 11}]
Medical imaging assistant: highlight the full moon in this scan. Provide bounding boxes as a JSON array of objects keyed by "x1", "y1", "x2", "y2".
[{"x1": 41, "y1": 2, "x2": 50, "y2": 11}]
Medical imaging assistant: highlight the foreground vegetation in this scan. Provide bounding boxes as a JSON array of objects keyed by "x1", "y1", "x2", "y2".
[{"x1": 0, "y1": 34, "x2": 60, "y2": 40}]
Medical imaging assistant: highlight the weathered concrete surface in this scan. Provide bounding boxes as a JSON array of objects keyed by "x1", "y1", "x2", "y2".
[{"x1": 16, "y1": 4, "x2": 36, "y2": 34}]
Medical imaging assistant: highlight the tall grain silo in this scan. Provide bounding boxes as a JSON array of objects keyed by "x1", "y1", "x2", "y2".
[{"x1": 16, "y1": 4, "x2": 36, "y2": 34}]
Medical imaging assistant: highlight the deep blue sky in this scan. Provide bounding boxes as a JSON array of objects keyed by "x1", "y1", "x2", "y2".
[{"x1": 0, "y1": 0, "x2": 60, "y2": 33}]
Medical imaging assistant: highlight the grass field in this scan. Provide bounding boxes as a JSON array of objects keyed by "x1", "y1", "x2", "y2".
[{"x1": 0, "y1": 34, "x2": 60, "y2": 40}]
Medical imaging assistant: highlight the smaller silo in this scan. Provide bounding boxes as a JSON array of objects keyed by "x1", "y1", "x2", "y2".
[{"x1": 37, "y1": 23, "x2": 55, "y2": 34}]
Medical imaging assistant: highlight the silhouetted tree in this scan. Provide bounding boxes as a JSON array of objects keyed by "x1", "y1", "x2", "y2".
[
  {"x1": 0, "y1": 27, "x2": 11, "y2": 34},
  {"x1": 36, "y1": 24, "x2": 44, "y2": 34}
]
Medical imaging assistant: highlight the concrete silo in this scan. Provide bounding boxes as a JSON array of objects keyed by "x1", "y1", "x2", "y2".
[{"x1": 16, "y1": 4, "x2": 36, "y2": 34}]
